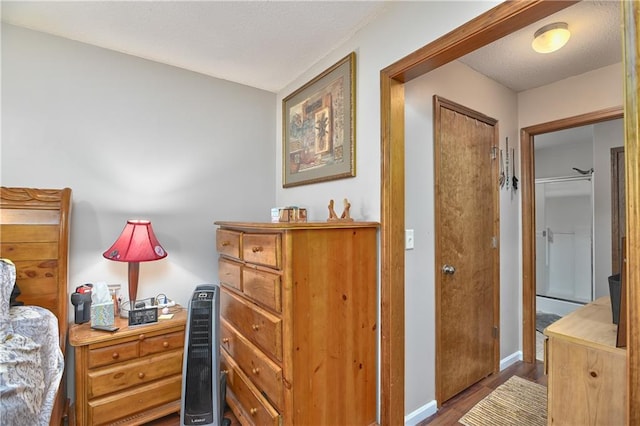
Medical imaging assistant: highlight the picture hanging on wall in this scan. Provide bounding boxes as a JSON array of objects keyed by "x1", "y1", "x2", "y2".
[{"x1": 282, "y1": 52, "x2": 356, "y2": 188}]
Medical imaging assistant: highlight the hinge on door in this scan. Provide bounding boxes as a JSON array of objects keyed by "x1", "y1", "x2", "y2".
[
  {"x1": 490, "y1": 146, "x2": 498, "y2": 160},
  {"x1": 493, "y1": 326, "x2": 499, "y2": 338},
  {"x1": 491, "y1": 236, "x2": 498, "y2": 248}
]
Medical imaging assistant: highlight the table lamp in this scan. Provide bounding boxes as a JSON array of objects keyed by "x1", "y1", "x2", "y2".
[{"x1": 103, "y1": 220, "x2": 167, "y2": 312}]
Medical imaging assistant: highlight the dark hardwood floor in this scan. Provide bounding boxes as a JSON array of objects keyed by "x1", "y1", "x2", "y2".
[
  {"x1": 145, "y1": 361, "x2": 545, "y2": 426},
  {"x1": 420, "y1": 360, "x2": 547, "y2": 425}
]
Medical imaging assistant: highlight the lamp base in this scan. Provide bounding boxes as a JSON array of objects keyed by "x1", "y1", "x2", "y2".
[{"x1": 119, "y1": 300, "x2": 134, "y2": 318}]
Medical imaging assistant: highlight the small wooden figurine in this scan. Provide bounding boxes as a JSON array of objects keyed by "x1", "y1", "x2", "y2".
[{"x1": 327, "y1": 198, "x2": 354, "y2": 222}]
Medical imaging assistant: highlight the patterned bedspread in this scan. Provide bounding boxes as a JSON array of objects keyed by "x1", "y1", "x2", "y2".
[{"x1": 0, "y1": 261, "x2": 64, "y2": 425}]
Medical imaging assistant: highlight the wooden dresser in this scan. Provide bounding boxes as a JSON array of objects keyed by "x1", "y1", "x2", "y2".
[
  {"x1": 69, "y1": 308, "x2": 186, "y2": 425},
  {"x1": 215, "y1": 221, "x2": 379, "y2": 426},
  {"x1": 544, "y1": 297, "x2": 626, "y2": 425}
]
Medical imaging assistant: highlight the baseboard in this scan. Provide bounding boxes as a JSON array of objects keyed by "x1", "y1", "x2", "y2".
[
  {"x1": 404, "y1": 400, "x2": 437, "y2": 426},
  {"x1": 403, "y1": 351, "x2": 523, "y2": 425},
  {"x1": 500, "y1": 350, "x2": 523, "y2": 371}
]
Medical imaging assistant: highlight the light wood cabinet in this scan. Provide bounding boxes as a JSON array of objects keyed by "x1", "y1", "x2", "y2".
[
  {"x1": 544, "y1": 297, "x2": 626, "y2": 425},
  {"x1": 215, "y1": 221, "x2": 379, "y2": 426},
  {"x1": 69, "y1": 309, "x2": 186, "y2": 425}
]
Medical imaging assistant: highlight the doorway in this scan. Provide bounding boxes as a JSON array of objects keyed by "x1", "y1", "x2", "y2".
[{"x1": 378, "y1": 2, "x2": 638, "y2": 425}]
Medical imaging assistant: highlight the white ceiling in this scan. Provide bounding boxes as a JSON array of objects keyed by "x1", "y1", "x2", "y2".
[{"x1": 1, "y1": 1, "x2": 622, "y2": 94}]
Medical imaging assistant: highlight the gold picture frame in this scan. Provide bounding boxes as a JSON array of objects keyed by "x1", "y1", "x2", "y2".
[{"x1": 282, "y1": 52, "x2": 356, "y2": 188}]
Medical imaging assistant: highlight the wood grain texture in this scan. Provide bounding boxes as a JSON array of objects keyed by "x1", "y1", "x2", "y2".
[
  {"x1": 379, "y1": 3, "x2": 579, "y2": 424},
  {"x1": 68, "y1": 309, "x2": 187, "y2": 425},
  {"x1": 0, "y1": 186, "x2": 72, "y2": 426},
  {"x1": 217, "y1": 223, "x2": 378, "y2": 426},
  {"x1": 623, "y1": 2, "x2": 640, "y2": 422},
  {"x1": 545, "y1": 298, "x2": 626, "y2": 425}
]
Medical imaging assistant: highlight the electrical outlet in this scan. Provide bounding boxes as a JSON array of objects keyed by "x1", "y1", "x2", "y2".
[{"x1": 405, "y1": 229, "x2": 415, "y2": 250}]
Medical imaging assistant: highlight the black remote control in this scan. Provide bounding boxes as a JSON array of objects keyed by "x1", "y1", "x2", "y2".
[{"x1": 91, "y1": 325, "x2": 119, "y2": 332}]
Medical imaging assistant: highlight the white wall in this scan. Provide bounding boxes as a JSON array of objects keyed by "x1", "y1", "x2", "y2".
[
  {"x1": 403, "y1": 60, "x2": 521, "y2": 414},
  {"x1": 274, "y1": 1, "x2": 498, "y2": 220},
  {"x1": 2, "y1": 24, "x2": 276, "y2": 309}
]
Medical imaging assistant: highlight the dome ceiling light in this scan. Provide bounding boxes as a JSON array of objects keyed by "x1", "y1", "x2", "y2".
[{"x1": 532, "y1": 22, "x2": 571, "y2": 54}]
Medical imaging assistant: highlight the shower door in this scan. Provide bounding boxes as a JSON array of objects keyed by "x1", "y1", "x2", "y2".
[{"x1": 535, "y1": 176, "x2": 594, "y2": 304}]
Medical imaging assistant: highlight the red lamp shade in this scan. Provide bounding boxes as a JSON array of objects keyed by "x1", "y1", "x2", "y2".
[{"x1": 103, "y1": 220, "x2": 167, "y2": 308}]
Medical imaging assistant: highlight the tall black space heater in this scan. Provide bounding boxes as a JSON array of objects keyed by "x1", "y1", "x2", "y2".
[{"x1": 181, "y1": 284, "x2": 228, "y2": 426}]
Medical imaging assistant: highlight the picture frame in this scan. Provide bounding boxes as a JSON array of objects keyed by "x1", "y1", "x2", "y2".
[{"x1": 282, "y1": 52, "x2": 356, "y2": 188}]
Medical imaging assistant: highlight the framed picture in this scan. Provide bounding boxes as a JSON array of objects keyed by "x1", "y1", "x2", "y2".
[{"x1": 283, "y1": 52, "x2": 356, "y2": 187}]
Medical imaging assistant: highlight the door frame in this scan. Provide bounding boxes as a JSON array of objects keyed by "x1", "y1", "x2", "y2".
[
  {"x1": 520, "y1": 107, "x2": 623, "y2": 363},
  {"x1": 378, "y1": 1, "x2": 640, "y2": 425},
  {"x1": 434, "y1": 96, "x2": 500, "y2": 404}
]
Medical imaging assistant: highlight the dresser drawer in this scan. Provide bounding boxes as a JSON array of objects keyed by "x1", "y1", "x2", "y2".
[
  {"x1": 88, "y1": 350, "x2": 183, "y2": 398},
  {"x1": 140, "y1": 330, "x2": 184, "y2": 357},
  {"x1": 219, "y1": 257, "x2": 242, "y2": 291},
  {"x1": 220, "y1": 288, "x2": 282, "y2": 362},
  {"x1": 88, "y1": 375, "x2": 182, "y2": 425},
  {"x1": 221, "y1": 349, "x2": 280, "y2": 426},
  {"x1": 89, "y1": 341, "x2": 138, "y2": 368},
  {"x1": 221, "y1": 319, "x2": 283, "y2": 410},
  {"x1": 242, "y1": 233, "x2": 281, "y2": 269},
  {"x1": 242, "y1": 266, "x2": 282, "y2": 313},
  {"x1": 217, "y1": 229, "x2": 241, "y2": 260}
]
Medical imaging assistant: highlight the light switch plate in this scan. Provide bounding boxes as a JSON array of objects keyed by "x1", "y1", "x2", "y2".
[{"x1": 405, "y1": 229, "x2": 414, "y2": 250}]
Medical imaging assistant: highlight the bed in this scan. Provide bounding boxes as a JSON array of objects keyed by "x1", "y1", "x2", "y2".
[{"x1": 0, "y1": 187, "x2": 72, "y2": 426}]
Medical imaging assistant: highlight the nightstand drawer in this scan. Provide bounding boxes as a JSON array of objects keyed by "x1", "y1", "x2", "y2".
[
  {"x1": 217, "y1": 229, "x2": 241, "y2": 260},
  {"x1": 243, "y1": 267, "x2": 281, "y2": 313},
  {"x1": 221, "y1": 319, "x2": 283, "y2": 410},
  {"x1": 221, "y1": 288, "x2": 282, "y2": 362},
  {"x1": 88, "y1": 350, "x2": 183, "y2": 398},
  {"x1": 89, "y1": 341, "x2": 138, "y2": 368},
  {"x1": 242, "y1": 233, "x2": 280, "y2": 269},
  {"x1": 140, "y1": 330, "x2": 184, "y2": 356},
  {"x1": 221, "y1": 349, "x2": 280, "y2": 426},
  {"x1": 219, "y1": 257, "x2": 242, "y2": 291},
  {"x1": 88, "y1": 375, "x2": 182, "y2": 425}
]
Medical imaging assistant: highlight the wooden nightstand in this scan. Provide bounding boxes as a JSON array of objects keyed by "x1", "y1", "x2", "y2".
[{"x1": 69, "y1": 307, "x2": 187, "y2": 425}]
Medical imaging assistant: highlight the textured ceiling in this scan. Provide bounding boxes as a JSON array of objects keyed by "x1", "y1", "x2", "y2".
[
  {"x1": 458, "y1": 0, "x2": 621, "y2": 92},
  {"x1": 1, "y1": 1, "x2": 622, "y2": 94},
  {"x1": 1, "y1": 1, "x2": 389, "y2": 93}
]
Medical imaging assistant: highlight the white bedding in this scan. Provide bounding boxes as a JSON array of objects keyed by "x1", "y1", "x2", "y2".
[{"x1": 0, "y1": 260, "x2": 64, "y2": 426}]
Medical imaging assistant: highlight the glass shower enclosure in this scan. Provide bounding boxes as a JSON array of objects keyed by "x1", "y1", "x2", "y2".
[{"x1": 535, "y1": 175, "x2": 594, "y2": 305}]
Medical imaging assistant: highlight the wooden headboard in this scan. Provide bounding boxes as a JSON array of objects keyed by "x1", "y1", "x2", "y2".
[{"x1": 0, "y1": 187, "x2": 72, "y2": 347}]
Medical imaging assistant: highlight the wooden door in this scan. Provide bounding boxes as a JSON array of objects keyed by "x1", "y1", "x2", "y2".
[
  {"x1": 434, "y1": 96, "x2": 500, "y2": 404},
  {"x1": 611, "y1": 146, "x2": 625, "y2": 274}
]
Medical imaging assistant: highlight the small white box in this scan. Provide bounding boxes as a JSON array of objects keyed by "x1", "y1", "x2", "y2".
[{"x1": 271, "y1": 208, "x2": 281, "y2": 223}]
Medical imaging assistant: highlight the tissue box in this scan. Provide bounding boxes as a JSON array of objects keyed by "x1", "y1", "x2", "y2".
[{"x1": 91, "y1": 302, "x2": 115, "y2": 327}]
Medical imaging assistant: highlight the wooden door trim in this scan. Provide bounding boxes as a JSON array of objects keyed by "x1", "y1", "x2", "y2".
[
  {"x1": 520, "y1": 107, "x2": 623, "y2": 364},
  {"x1": 622, "y1": 2, "x2": 639, "y2": 422},
  {"x1": 378, "y1": 0, "x2": 640, "y2": 424},
  {"x1": 611, "y1": 146, "x2": 625, "y2": 274},
  {"x1": 433, "y1": 96, "x2": 500, "y2": 405}
]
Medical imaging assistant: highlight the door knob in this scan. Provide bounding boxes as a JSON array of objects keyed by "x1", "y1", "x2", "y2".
[{"x1": 442, "y1": 264, "x2": 456, "y2": 274}]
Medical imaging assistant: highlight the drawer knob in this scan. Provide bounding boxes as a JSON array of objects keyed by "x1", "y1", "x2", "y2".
[
  {"x1": 251, "y1": 324, "x2": 260, "y2": 331},
  {"x1": 138, "y1": 372, "x2": 145, "y2": 379},
  {"x1": 252, "y1": 367, "x2": 260, "y2": 375},
  {"x1": 250, "y1": 408, "x2": 258, "y2": 416},
  {"x1": 112, "y1": 352, "x2": 119, "y2": 359},
  {"x1": 222, "y1": 338, "x2": 230, "y2": 344},
  {"x1": 251, "y1": 246, "x2": 263, "y2": 253},
  {"x1": 221, "y1": 241, "x2": 231, "y2": 247},
  {"x1": 138, "y1": 334, "x2": 146, "y2": 341},
  {"x1": 163, "y1": 341, "x2": 169, "y2": 348}
]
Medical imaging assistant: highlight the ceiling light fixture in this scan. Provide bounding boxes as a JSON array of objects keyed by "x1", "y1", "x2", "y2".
[{"x1": 532, "y1": 22, "x2": 570, "y2": 54}]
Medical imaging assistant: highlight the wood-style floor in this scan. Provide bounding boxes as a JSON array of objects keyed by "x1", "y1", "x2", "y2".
[
  {"x1": 145, "y1": 361, "x2": 545, "y2": 426},
  {"x1": 420, "y1": 361, "x2": 547, "y2": 425}
]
